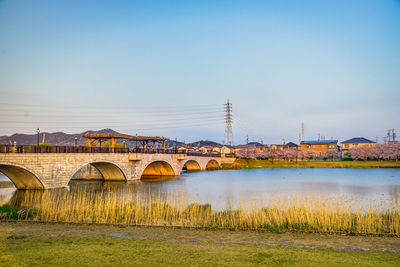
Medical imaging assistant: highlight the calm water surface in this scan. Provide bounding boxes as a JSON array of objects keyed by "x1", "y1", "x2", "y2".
[{"x1": 1, "y1": 168, "x2": 400, "y2": 209}]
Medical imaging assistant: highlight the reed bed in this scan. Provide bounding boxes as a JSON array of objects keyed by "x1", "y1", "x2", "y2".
[{"x1": 6, "y1": 189, "x2": 400, "y2": 234}]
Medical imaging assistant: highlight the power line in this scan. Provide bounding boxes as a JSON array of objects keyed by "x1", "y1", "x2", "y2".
[
  {"x1": 0, "y1": 116, "x2": 224, "y2": 125},
  {"x1": 0, "y1": 120, "x2": 224, "y2": 131},
  {"x1": 0, "y1": 102, "x2": 227, "y2": 135},
  {"x1": 0, "y1": 110, "x2": 224, "y2": 118},
  {"x1": 0, "y1": 103, "x2": 223, "y2": 111}
]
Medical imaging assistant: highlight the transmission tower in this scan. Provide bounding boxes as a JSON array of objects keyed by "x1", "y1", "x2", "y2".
[{"x1": 224, "y1": 99, "x2": 233, "y2": 146}]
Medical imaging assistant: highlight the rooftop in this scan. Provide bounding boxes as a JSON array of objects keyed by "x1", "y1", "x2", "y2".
[
  {"x1": 301, "y1": 140, "x2": 338, "y2": 145},
  {"x1": 234, "y1": 142, "x2": 265, "y2": 148},
  {"x1": 178, "y1": 144, "x2": 194, "y2": 149},
  {"x1": 341, "y1": 137, "x2": 375, "y2": 144}
]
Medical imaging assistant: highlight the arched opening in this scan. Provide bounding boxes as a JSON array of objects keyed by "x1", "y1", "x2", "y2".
[
  {"x1": 182, "y1": 160, "x2": 201, "y2": 172},
  {"x1": 141, "y1": 161, "x2": 175, "y2": 179},
  {"x1": 206, "y1": 160, "x2": 220, "y2": 170},
  {"x1": 0, "y1": 171, "x2": 17, "y2": 205},
  {"x1": 0, "y1": 164, "x2": 44, "y2": 189},
  {"x1": 71, "y1": 162, "x2": 126, "y2": 181}
]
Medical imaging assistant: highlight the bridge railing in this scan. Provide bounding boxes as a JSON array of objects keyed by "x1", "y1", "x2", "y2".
[
  {"x1": 0, "y1": 145, "x2": 130, "y2": 153},
  {"x1": 130, "y1": 148, "x2": 185, "y2": 154},
  {"x1": 186, "y1": 151, "x2": 221, "y2": 157}
]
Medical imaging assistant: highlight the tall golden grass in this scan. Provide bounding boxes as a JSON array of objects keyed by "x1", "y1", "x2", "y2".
[{"x1": 11, "y1": 189, "x2": 400, "y2": 234}]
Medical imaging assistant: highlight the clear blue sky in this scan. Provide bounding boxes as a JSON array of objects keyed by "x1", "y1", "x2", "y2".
[{"x1": 0, "y1": 0, "x2": 399, "y2": 144}]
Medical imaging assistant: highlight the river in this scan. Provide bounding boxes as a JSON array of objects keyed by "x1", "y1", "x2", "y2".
[{"x1": 1, "y1": 168, "x2": 400, "y2": 210}]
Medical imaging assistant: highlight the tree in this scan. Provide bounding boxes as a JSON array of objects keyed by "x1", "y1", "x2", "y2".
[
  {"x1": 236, "y1": 146, "x2": 257, "y2": 159},
  {"x1": 267, "y1": 148, "x2": 281, "y2": 163},
  {"x1": 282, "y1": 148, "x2": 298, "y2": 162},
  {"x1": 256, "y1": 149, "x2": 269, "y2": 160},
  {"x1": 324, "y1": 149, "x2": 341, "y2": 160},
  {"x1": 349, "y1": 145, "x2": 379, "y2": 160},
  {"x1": 300, "y1": 150, "x2": 319, "y2": 161},
  {"x1": 381, "y1": 142, "x2": 400, "y2": 161}
]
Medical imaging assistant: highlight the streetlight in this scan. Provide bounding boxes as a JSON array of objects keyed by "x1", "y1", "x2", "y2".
[
  {"x1": 74, "y1": 137, "x2": 78, "y2": 147},
  {"x1": 175, "y1": 138, "x2": 178, "y2": 152},
  {"x1": 36, "y1": 128, "x2": 40, "y2": 153}
]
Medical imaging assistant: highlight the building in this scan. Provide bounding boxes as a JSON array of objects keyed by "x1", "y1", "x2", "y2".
[
  {"x1": 269, "y1": 144, "x2": 283, "y2": 150},
  {"x1": 212, "y1": 146, "x2": 221, "y2": 153},
  {"x1": 300, "y1": 140, "x2": 338, "y2": 156},
  {"x1": 283, "y1": 142, "x2": 299, "y2": 149},
  {"x1": 270, "y1": 142, "x2": 298, "y2": 150},
  {"x1": 220, "y1": 145, "x2": 234, "y2": 154},
  {"x1": 198, "y1": 145, "x2": 213, "y2": 154},
  {"x1": 341, "y1": 137, "x2": 376, "y2": 151},
  {"x1": 234, "y1": 142, "x2": 267, "y2": 154},
  {"x1": 177, "y1": 144, "x2": 195, "y2": 153}
]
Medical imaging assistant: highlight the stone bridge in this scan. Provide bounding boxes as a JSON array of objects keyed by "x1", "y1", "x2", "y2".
[{"x1": 0, "y1": 153, "x2": 235, "y2": 189}]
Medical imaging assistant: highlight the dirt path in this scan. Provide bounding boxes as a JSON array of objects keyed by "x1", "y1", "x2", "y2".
[{"x1": 2, "y1": 221, "x2": 400, "y2": 253}]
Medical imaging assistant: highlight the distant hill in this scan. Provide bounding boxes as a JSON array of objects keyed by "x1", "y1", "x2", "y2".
[
  {"x1": 0, "y1": 129, "x2": 220, "y2": 149},
  {"x1": 0, "y1": 129, "x2": 119, "y2": 146},
  {"x1": 187, "y1": 140, "x2": 221, "y2": 148}
]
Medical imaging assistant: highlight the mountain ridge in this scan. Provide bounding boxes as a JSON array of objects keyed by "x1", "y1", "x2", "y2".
[{"x1": 0, "y1": 129, "x2": 221, "y2": 148}]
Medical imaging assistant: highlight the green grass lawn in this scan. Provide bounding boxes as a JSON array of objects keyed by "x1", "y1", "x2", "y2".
[
  {"x1": 1, "y1": 235, "x2": 400, "y2": 266},
  {"x1": 1, "y1": 223, "x2": 399, "y2": 266}
]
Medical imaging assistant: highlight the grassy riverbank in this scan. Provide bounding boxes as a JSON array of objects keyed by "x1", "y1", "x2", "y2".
[
  {"x1": 221, "y1": 159, "x2": 400, "y2": 169},
  {"x1": 1, "y1": 222, "x2": 399, "y2": 266}
]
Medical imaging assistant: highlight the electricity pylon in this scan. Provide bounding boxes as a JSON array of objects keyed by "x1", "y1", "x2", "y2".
[{"x1": 224, "y1": 99, "x2": 233, "y2": 146}]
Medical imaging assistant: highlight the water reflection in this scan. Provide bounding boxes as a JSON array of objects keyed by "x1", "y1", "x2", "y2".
[{"x1": 1, "y1": 168, "x2": 400, "y2": 210}]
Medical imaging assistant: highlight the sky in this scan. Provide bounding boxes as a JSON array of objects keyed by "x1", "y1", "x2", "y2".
[{"x1": 0, "y1": 0, "x2": 399, "y2": 144}]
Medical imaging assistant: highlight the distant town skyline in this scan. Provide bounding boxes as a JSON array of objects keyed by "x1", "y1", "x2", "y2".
[{"x1": 0, "y1": 0, "x2": 399, "y2": 144}]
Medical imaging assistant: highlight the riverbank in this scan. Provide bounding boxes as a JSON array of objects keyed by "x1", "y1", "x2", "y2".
[
  {"x1": 1, "y1": 222, "x2": 399, "y2": 266},
  {"x1": 221, "y1": 159, "x2": 400, "y2": 169}
]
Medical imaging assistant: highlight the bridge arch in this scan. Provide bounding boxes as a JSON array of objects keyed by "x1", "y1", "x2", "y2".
[
  {"x1": 182, "y1": 160, "x2": 201, "y2": 172},
  {"x1": 205, "y1": 159, "x2": 220, "y2": 170},
  {"x1": 71, "y1": 161, "x2": 127, "y2": 181},
  {"x1": 0, "y1": 164, "x2": 44, "y2": 189},
  {"x1": 141, "y1": 161, "x2": 175, "y2": 178}
]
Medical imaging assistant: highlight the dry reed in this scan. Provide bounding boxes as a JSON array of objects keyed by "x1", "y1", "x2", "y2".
[{"x1": 10, "y1": 189, "x2": 400, "y2": 234}]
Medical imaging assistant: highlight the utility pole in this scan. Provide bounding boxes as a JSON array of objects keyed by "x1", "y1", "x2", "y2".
[
  {"x1": 246, "y1": 135, "x2": 249, "y2": 145},
  {"x1": 301, "y1": 122, "x2": 304, "y2": 142},
  {"x1": 387, "y1": 129, "x2": 392, "y2": 142},
  {"x1": 224, "y1": 99, "x2": 233, "y2": 146},
  {"x1": 36, "y1": 128, "x2": 40, "y2": 153}
]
